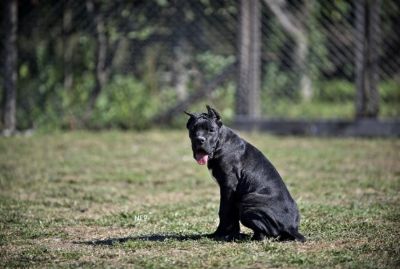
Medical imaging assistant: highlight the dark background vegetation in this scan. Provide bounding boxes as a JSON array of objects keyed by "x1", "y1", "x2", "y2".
[{"x1": 1, "y1": 0, "x2": 399, "y2": 132}]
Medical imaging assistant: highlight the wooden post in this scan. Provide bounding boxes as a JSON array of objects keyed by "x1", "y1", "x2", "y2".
[
  {"x1": 355, "y1": 0, "x2": 381, "y2": 119},
  {"x1": 1, "y1": 0, "x2": 18, "y2": 135},
  {"x1": 236, "y1": 0, "x2": 261, "y2": 118}
]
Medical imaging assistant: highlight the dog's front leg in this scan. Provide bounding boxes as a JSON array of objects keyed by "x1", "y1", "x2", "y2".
[{"x1": 213, "y1": 186, "x2": 240, "y2": 240}]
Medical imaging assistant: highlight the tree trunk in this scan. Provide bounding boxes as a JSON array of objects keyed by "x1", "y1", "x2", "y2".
[
  {"x1": 63, "y1": 0, "x2": 74, "y2": 91},
  {"x1": 236, "y1": 0, "x2": 261, "y2": 118},
  {"x1": 263, "y1": 0, "x2": 312, "y2": 101},
  {"x1": 2, "y1": 0, "x2": 18, "y2": 135},
  {"x1": 85, "y1": 0, "x2": 109, "y2": 119},
  {"x1": 355, "y1": 0, "x2": 381, "y2": 119},
  {"x1": 172, "y1": 39, "x2": 190, "y2": 101}
]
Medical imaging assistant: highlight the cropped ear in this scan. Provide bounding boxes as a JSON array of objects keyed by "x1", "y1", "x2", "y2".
[
  {"x1": 184, "y1": 111, "x2": 195, "y2": 118},
  {"x1": 206, "y1": 105, "x2": 222, "y2": 127},
  {"x1": 184, "y1": 111, "x2": 196, "y2": 129}
]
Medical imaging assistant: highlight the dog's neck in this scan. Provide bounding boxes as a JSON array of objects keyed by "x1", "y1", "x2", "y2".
[{"x1": 209, "y1": 125, "x2": 244, "y2": 163}]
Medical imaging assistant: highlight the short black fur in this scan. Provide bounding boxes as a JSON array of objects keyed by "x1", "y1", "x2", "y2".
[{"x1": 185, "y1": 105, "x2": 305, "y2": 242}]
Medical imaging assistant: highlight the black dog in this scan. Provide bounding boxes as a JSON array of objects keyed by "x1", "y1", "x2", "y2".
[{"x1": 185, "y1": 105, "x2": 305, "y2": 242}]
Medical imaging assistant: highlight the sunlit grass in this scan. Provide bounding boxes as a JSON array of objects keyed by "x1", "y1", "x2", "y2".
[{"x1": 0, "y1": 131, "x2": 399, "y2": 268}]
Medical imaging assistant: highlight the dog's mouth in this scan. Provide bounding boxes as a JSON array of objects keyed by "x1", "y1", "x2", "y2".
[{"x1": 194, "y1": 150, "x2": 209, "y2": 165}]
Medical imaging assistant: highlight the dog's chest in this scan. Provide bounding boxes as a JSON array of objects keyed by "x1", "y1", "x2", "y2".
[
  {"x1": 208, "y1": 168, "x2": 218, "y2": 183},
  {"x1": 207, "y1": 164, "x2": 231, "y2": 186}
]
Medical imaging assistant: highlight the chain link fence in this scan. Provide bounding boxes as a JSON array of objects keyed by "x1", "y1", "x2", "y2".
[
  {"x1": 258, "y1": 0, "x2": 399, "y2": 120},
  {"x1": 1, "y1": 0, "x2": 399, "y2": 130}
]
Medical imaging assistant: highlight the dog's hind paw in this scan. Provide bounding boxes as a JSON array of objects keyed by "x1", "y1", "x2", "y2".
[
  {"x1": 211, "y1": 232, "x2": 248, "y2": 242},
  {"x1": 251, "y1": 232, "x2": 266, "y2": 241}
]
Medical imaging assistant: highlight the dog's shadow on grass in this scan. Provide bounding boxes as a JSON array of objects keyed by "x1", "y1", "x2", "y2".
[{"x1": 77, "y1": 233, "x2": 251, "y2": 246}]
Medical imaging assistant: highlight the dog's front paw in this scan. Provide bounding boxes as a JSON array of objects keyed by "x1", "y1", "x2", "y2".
[
  {"x1": 211, "y1": 231, "x2": 242, "y2": 241},
  {"x1": 212, "y1": 233, "x2": 237, "y2": 241}
]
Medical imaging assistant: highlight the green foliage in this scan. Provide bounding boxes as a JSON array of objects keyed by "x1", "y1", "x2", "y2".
[
  {"x1": 262, "y1": 78, "x2": 399, "y2": 118},
  {"x1": 6, "y1": 0, "x2": 399, "y2": 131},
  {"x1": 92, "y1": 75, "x2": 157, "y2": 129},
  {"x1": 262, "y1": 63, "x2": 298, "y2": 103},
  {"x1": 308, "y1": 1, "x2": 334, "y2": 80},
  {"x1": 316, "y1": 79, "x2": 400, "y2": 105},
  {"x1": 196, "y1": 52, "x2": 235, "y2": 79},
  {"x1": 315, "y1": 79, "x2": 355, "y2": 102},
  {"x1": 380, "y1": 79, "x2": 400, "y2": 103},
  {"x1": 262, "y1": 100, "x2": 355, "y2": 119},
  {"x1": 380, "y1": 80, "x2": 400, "y2": 117}
]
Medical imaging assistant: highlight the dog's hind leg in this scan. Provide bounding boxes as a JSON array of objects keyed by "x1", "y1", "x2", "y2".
[
  {"x1": 239, "y1": 207, "x2": 280, "y2": 241},
  {"x1": 251, "y1": 231, "x2": 266, "y2": 241}
]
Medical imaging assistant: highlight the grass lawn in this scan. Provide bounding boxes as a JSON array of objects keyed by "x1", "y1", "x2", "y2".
[{"x1": 0, "y1": 130, "x2": 399, "y2": 268}]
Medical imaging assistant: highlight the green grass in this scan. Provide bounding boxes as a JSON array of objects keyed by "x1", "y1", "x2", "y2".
[
  {"x1": 262, "y1": 100, "x2": 400, "y2": 119},
  {"x1": 0, "y1": 130, "x2": 399, "y2": 268}
]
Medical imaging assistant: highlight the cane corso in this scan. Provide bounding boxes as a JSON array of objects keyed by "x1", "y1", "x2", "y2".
[{"x1": 185, "y1": 105, "x2": 305, "y2": 242}]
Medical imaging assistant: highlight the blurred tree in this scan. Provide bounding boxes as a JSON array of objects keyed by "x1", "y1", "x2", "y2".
[
  {"x1": 263, "y1": 0, "x2": 312, "y2": 101},
  {"x1": 4, "y1": 0, "x2": 398, "y2": 129},
  {"x1": 1, "y1": 0, "x2": 18, "y2": 135},
  {"x1": 63, "y1": 0, "x2": 74, "y2": 91},
  {"x1": 355, "y1": 0, "x2": 381, "y2": 118},
  {"x1": 236, "y1": 0, "x2": 261, "y2": 117},
  {"x1": 85, "y1": 0, "x2": 109, "y2": 120}
]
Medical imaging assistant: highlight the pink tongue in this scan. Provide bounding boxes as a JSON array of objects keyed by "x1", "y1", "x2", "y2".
[{"x1": 195, "y1": 153, "x2": 209, "y2": 165}]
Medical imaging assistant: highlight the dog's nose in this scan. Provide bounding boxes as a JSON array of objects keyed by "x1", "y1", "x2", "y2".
[{"x1": 196, "y1": 136, "x2": 206, "y2": 144}]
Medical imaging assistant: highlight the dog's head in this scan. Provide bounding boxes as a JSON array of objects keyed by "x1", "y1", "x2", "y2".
[{"x1": 185, "y1": 105, "x2": 223, "y2": 165}]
